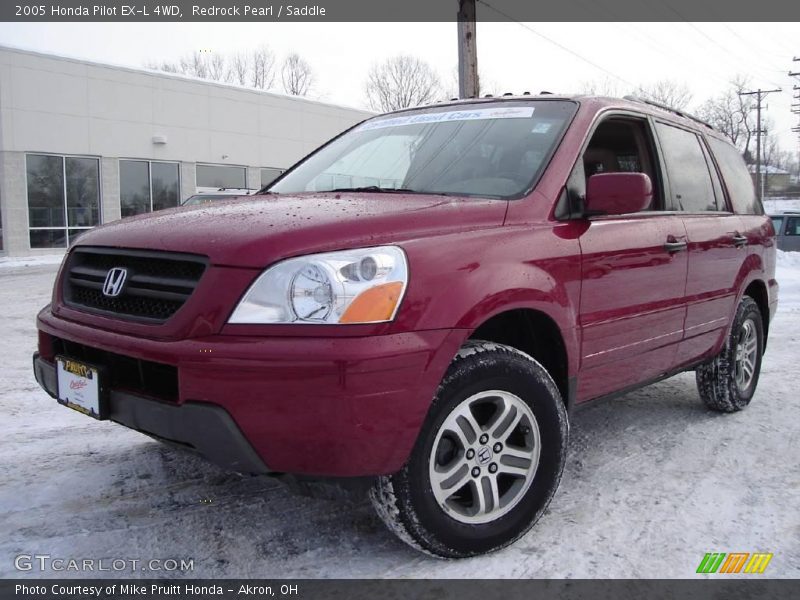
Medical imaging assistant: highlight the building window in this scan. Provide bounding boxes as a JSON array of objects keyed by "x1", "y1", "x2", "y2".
[
  {"x1": 120, "y1": 160, "x2": 180, "y2": 217},
  {"x1": 26, "y1": 154, "x2": 100, "y2": 249},
  {"x1": 260, "y1": 167, "x2": 284, "y2": 188},
  {"x1": 196, "y1": 164, "x2": 247, "y2": 189}
]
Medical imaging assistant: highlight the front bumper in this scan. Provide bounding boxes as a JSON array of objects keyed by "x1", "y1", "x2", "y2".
[
  {"x1": 33, "y1": 353, "x2": 269, "y2": 474},
  {"x1": 35, "y1": 308, "x2": 465, "y2": 477}
]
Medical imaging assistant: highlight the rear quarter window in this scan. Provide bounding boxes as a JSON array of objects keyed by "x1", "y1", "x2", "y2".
[
  {"x1": 654, "y1": 122, "x2": 718, "y2": 212},
  {"x1": 707, "y1": 137, "x2": 763, "y2": 215}
]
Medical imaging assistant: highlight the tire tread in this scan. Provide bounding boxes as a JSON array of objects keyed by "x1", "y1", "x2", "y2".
[{"x1": 696, "y1": 296, "x2": 762, "y2": 413}]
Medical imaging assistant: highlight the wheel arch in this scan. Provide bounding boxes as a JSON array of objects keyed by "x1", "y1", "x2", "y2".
[
  {"x1": 743, "y1": 278, "x2": 770, "y2": 349},
  {"x1": 468, "y1": 308, "x2": 574, "y2": 412}
]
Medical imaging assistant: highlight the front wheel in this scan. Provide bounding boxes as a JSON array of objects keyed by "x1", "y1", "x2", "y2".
[
  {"x1": 370, "y1": 341, "x2": 569, "y2": 558},
  {"x1": 696, "y1": 296, "x2": 764, "y2": 413}
]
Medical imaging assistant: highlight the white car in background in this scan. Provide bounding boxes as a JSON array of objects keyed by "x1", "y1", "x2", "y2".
[{"x1": 181, "y1": 188, "x2": 259, "y2": 206}]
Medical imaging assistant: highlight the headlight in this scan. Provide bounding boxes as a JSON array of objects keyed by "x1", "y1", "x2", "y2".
[{"x1": 228, "y1": 246, "x2": 408, "y2": 325}]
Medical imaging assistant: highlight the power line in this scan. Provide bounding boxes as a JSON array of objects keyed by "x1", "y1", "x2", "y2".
[
  {"x1": 475, "y1": 0, "x2": 636, "y2": 88},
  {"x1": 654, "y1": 2, "x2": 788, "y2": 86}
]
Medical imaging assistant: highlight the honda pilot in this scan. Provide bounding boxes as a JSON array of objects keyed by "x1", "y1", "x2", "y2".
[{"x1": 33, "y1": 95, "x2": 777, "y2": 557}]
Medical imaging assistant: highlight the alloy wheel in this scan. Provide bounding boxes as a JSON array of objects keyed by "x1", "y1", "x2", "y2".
[
  {"x1": 734, "y1": 318, "x2": 758, "y2": 392},
  {"x1": 428, "y1": 390, "x2": 541, "y2": 524}
]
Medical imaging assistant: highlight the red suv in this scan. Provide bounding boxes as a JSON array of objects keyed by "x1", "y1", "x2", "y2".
[{"x1": 33, "y1": 96, "x2": 777, "y2": 558}]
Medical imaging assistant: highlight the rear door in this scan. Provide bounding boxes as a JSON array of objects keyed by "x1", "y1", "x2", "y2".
[
  {"x1": 576, "y1": 115, "x2": 689, "y2": 401},
  {"x1": 654, "y1": 122, "x2": 745, "y2": 363}
]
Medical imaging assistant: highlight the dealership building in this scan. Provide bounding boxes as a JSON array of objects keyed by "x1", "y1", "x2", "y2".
[{"x1": 0, "y1": 45, "x2": 373, "y2": 257}]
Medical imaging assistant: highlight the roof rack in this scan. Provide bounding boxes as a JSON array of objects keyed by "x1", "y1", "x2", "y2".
[{"x1": 623, "y1": 95, "x2": 715, "y2": 131}]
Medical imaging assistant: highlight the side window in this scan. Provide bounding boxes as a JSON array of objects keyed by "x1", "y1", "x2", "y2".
[
  {"x1": 771, "y1": 216, "x2": 784, "y2": 235},
  {"x1": 655, "y1": 122, "x2": 717, "y2": 212},
  {"x1": 700, "y1": 141, "x2": 727, "y2": 211},
  {"x1": 706, "y1": 136, "x2": 762, "y2": 215},
  {"x1": 580, "y1": 117, "x2": 661, "y2": 210},
  {"x1": 786, "y1": 217, "x2": 800, "y2": 236}
]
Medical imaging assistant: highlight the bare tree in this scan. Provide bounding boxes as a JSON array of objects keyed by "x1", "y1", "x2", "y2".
[
  {"x1": 251, "y1": 45, "x2": 277, "y2": 90},
  {"x1": 145, "y1": 59, "x2": 179, "y2": 74},
  {"x1": 633, "y1": 80, "x2": 693, "y2": 110},
  {"x1": 696, "y1": 89, "x2": 744, "y2": 146},
  {"x1": 146, "y1": 46, "x2": 277, "y2": 89},
  {"x1": 579, "y1": 77, "x2": 623, "y2": 97},
  {"x1": 184, "y1": 52, "x2": 209, "y2": 79},
  {"x1": 229, "y1": 52, "x2": 251, "y2": 86},
  {"x1": 280, "y1": 53, "x2": 314, "y2": 96},
  {"x1": 208, "y1": 53, "x2": 228, "y2": 82},
  {"x1": 761, "y1": 119, "x2": 780, "y2": 169},
  {"x1": 695, "y1": 76, "x2": 756, "y2": 160},
  {"x1": 365, "y1": 55, "x2": 442, "y2": 112}
]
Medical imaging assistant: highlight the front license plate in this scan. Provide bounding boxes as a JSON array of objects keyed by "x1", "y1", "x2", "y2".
[{"x1": 56, "y1": 356, "x2": 105, "y2": 420}]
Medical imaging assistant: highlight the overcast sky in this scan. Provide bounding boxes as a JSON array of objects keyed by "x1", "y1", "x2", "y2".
[{"x1": 0, "y1": 21, "x2": 797, "y2": 150}]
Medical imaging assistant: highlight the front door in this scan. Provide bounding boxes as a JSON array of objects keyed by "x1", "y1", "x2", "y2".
[
  {"x1": 575, "y1": 116, "x2": 689, "y2": 401},
  {"x1": 578, "y1": 214, "x2": 688, "y2": 400}
]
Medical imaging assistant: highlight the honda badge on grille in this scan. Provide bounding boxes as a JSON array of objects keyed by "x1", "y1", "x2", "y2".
[{"x1": 102, "y1": 267, "x2": 128, "y2": 297}]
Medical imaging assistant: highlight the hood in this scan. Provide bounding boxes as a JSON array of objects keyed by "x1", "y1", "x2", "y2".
[{"x1": 76, "y1": 193, "x2": 507, "y2": 268}]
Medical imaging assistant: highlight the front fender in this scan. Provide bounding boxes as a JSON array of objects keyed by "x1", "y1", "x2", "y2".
[{"x1": 397, "y1": 225, "x2": 582, "y2": 375}]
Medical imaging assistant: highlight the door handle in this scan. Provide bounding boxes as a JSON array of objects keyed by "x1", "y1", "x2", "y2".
[
  {"x1": 732, "y1": 234, "x2": 748, "y2": 248},
  {"x1": 663, "y1": 238, "x2": 687, "y2": 253}
]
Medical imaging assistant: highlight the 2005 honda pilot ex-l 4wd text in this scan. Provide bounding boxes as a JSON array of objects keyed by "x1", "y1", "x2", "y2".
[{"x1": 33, "y1": 95, "x2": 777, "y2": 558}]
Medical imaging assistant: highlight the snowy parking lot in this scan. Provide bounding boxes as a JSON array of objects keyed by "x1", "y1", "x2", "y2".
[{"x1": 1, "y1": 254, "x2": 798, "y2": 578}]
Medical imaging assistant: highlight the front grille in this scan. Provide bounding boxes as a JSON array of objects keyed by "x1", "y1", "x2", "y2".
[
  {"x1": 63, "y1": 247, "x2": 207, "y2": 322},
  {"x1": 51, "y1": 336, "x2": 179, "y2": 402}
]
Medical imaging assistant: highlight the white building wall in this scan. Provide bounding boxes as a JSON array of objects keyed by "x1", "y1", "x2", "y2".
[{"x1": 0, "y1": 45, "x2": 373, "y2": 256}]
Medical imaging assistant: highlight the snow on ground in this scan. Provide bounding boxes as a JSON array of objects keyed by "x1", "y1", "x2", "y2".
[
  {"x1": 777, "y1": 250, "x2": 800, "y2": 311},
  {"x1": 0, "y1": 253, "x2": 65, "y2": 270},
  {"x1": 764, "y1": 197, "x2": 800, "y2": 213},
  {"x1": 1, "y1": 254, "x2": 799, "y2": 579}
]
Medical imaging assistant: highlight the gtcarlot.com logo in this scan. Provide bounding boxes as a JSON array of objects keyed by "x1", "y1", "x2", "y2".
[
  {"x1": 697, "y1": 552, "x2": 773, "y2": 574},
  {"x1": 14, "y1": 554, "x2": 194, "y2": 573}
]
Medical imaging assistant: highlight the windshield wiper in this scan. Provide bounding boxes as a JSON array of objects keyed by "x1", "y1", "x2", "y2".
[{"x1": 329, "y1": 186, "x2": 420, "y2": 194}]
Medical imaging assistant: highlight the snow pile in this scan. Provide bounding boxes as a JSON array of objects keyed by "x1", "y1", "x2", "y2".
[
  {"x1": 0, "y1": 253, "x2": 65, "y2": 269},
  {"x1": 776, "y1": 250, "x2": 800, "y2": 311}
]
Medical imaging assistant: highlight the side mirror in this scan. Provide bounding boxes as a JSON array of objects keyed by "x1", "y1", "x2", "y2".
[{"x1": 585, "y1": 172, "x2": 653, "y2": 216}]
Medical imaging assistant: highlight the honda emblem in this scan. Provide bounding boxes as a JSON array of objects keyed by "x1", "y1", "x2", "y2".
[{"x1": 102, "y1": 267, "x2": 128, "y2": 297}]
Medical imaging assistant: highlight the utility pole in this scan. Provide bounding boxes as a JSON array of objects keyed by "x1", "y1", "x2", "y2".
[
  {"x1": 739, "y1": 87, "x2": 782, "y2": 202},
  {"x1": 791, "y1": 58, "x2": 800, "y2": 148},
  {"x1": 457, "y1": 0, "x2": 479, "y2": 99}
]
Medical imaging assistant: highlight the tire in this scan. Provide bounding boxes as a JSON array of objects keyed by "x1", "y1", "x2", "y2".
[
  {"x1": 370, "y1": 340, "x2": 569, "y2": 558},
  {"x1": 696, "y1": 296, "x2": 764, "y2": 413}
]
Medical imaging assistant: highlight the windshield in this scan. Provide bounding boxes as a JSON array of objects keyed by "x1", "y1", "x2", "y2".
[{"x1": 269, "y1": 101, "x2": 577, "y2": 199}]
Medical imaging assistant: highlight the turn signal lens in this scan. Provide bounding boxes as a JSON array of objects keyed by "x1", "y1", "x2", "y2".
[{"x1": 339, "y1": 282, "x2": 404, "y2": 324}]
